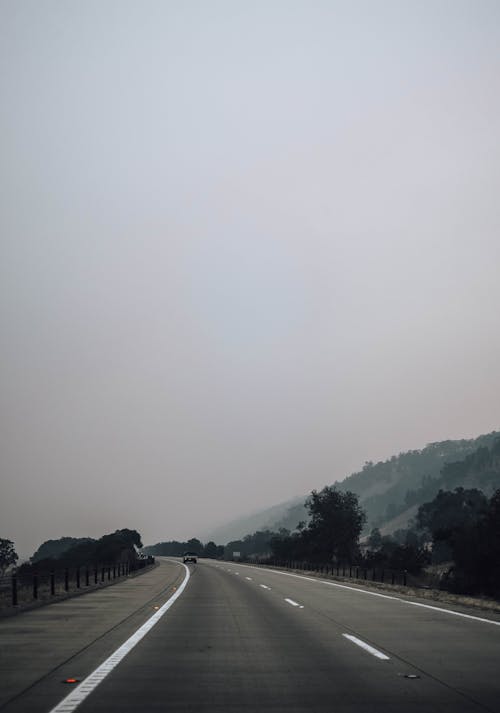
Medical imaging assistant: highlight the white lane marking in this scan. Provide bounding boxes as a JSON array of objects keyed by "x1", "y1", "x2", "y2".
[
  {"x1": 260, "y1": 584, "x2": 271, "y2": 590},
  {"x1": 235, "y1": 572, "x2": 240, "y2": 575},
  {"x1": 229, "y1": 563, "x2": 500, "y2": 627},
  {"x1": 343, "y1": 634, "x2": 390, "y2": 660},
  {"x1": 48, "y1": 563, "x2": 190, "y2": 713},
  {"x1": 284, "y1": 598, "x2": 301, "y2": 607},
  {"x1": 245, "y1": 576, "x2": 253, "y2": 580}
]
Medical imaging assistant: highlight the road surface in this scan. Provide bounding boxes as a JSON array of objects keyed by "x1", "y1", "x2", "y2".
[{"x1": 1, "y1": 558, "x2": 500, "y2": 712}]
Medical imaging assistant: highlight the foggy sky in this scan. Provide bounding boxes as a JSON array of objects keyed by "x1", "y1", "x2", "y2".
[{"x1": 1, "y1": 1, "x2": 499, "y2": 559}]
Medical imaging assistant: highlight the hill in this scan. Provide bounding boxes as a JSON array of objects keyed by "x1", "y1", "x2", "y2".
[
  {"x1": 205, "y1": 430, "x2": 500, "y2": 543},
  {"x1": 202, "y1": 497, "x2": 304, "y2": 544},
  {"x1": 346, "y1": 431, "x2": 500, "y2": 531}
]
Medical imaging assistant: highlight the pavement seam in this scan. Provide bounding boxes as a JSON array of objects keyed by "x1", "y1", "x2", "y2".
[
  {"x1": 47, "y1": 563, "x2": 191, "y2": 713},
  {"x1": 0, "y1": 565, "x2": 185, "y2": 713}
]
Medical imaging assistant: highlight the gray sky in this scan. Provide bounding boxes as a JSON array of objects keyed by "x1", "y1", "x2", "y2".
[{"x1": 1, "y1": 0, "x2": 499, "y2": 558}]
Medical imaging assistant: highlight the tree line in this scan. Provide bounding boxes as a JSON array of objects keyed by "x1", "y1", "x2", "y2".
[
  {"x1": 143, "y1": 538, "x2": 225, "y2": 559},
  {"x1": 0, "y1": 529, "x2": 144, "y2": 579},
  {"x1": 2, "y1": 439, "x2": 498, "y2": 597}
]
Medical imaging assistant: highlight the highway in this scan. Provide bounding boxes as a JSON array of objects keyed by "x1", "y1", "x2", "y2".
[{"x1": 2, "y1": 557, "x2": 500, "y2": 712}]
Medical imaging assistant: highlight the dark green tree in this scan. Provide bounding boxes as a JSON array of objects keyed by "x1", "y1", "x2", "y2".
[
  {"x1": 367, "y1": 528, "x2": 383, "y2": 550},
  {"x1": 417, "y1": 488, "x2": 488, "y2": 543},
  {"x1": 450, "y1": 488, "x2": 500, "y2": 595},
  {"x1": 305, "y1": 487, "x2": 366, "y2": 562},
  {"x1": 31, "y1": 537, "x2": 94, "y2": 563},
  {"x1": 203, "y1": 541, "x2": 219, "y2": 558},
  {"x1": 0, "y1": 539, "x2": 18, "y2": 575},
  {"x1": 185, "y1": 538, "x2": 203, "y2": 554}
]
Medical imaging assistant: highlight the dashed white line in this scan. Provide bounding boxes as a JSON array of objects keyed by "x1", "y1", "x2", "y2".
[
  {"x1": 245, "y1": 577, "x2": 253, "y2": 581},
  {"x1": 260, "y1": 584, "x2": 271, "y2": 590},
  {"x1": 228, "y1": 563, "x2": 500, "y2": 627},
  {"x1": 343, "y1": 634, "x2": 390, "y2": 660},
  {"x1": 48, "y1": 563, "x2": 191, "y2": 713},
  {"x1": 284, "y1": 598, "x2": 301, "y2": 607}
]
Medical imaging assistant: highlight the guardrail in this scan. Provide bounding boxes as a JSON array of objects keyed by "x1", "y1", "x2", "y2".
[{"x1": 0, "y1": 556, "x2": 155, "y2": 610}]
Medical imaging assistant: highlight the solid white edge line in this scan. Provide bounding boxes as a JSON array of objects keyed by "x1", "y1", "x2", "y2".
[
  {"x1": 343, "y1": 634, "x2": 390, "y2": 660},
  {"x1": 227, "y1": 562, "x2": 500, "y2": 627},
  {"x1": 48, "y1": 562, "x2": 191, "y2": 713},
  {"x1": 284, "y1": 598, "x2": 300, "y2": 607}
]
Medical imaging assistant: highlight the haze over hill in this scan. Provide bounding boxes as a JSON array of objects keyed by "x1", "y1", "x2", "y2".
[{"x1": 203, "y1": 430, "x2": 500, "y2": 543}]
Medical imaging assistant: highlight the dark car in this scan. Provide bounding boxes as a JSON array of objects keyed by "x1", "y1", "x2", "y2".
[{"x1": 183, "y1": 552, "x2": 197, "y2": 564}]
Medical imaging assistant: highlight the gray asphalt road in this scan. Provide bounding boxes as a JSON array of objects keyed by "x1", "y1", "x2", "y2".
[{"x1": 3, "y1": 559, "x2": 500, "y2": 713}]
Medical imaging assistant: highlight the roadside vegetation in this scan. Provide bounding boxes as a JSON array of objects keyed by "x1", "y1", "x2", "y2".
[
  {"x1": 0, "y1": 539, "x2": 18, "y2": 575},
  {"x1": 143, "y1": 538, "x2": 224, "y2": 559},
  {"x1": 4, "y1": 436, "x2": 499, "y2": 600},
  {"x1": 14, "y1": 528, "x2": 144, "y2": 579}
]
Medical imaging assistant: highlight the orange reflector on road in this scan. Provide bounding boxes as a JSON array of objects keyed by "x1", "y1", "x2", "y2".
[{"x1": 63, "y1": 678, "x2": 80, "y2": 684}]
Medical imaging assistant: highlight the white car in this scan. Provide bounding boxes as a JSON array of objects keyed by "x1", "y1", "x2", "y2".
[{"x1": 183, "y1": 552, "x2": 197, "y2": 564}]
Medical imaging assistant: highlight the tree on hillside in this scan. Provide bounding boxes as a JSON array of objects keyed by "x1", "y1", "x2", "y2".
[
  {"x1": 415, "y1": 486, "x2": 500, "y2": 594},
  {"x1": 366, "y1": 528, "x2": 383, "y2": 550},
  {"x1": 0, "y1": 539, "x2": 18, "y2": 575},
  {"x1": 31, "y1": 537, "x2": 94, "y2": 563},
  {"x1": 305, "y1": 487, "x2": 366, "y2": 563},
  {"x1": 340, "y1": 431, "x2": 500, "y2": 529},
  {"x1": 417, "y1": 488, "x2": 488, "y2": 542},
  {"x1": 448, "y1": 488, "x2": 500, "y2": 595}
]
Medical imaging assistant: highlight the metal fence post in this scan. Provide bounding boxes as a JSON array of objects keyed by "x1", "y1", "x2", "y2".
[
  {"x1": 12, "y1": 573, "x2": 17, "y2": 606},
  {"x1": 33, "y1": 573, "x2": 38, "y2": 599},
  {"x1": 50, "y1": 570, "x2": 55, "y2": 596},
  {"x1": 76, "y1": 567, "x2": 80, "y2": 589},
  {"x1": 64, "y1": 568, "x2": 69, "y2": 591},
  {"x1": 85, "y1": 568, "x2": 89, "y2": 586}
]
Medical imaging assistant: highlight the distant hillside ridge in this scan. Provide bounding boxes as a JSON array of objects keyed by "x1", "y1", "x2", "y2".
[
  {"x1": 202, "y1": 497, "x2": 304, "y2": 544},
  {"x1": 206, "y1": 429, "x2": 499, "y2": 543},
  {"x1": 342, "y1": 430, "x2": 500, "y2": 529},
  {"x1": 376, "y1": 433, "x2": 500, "y2": 535}
]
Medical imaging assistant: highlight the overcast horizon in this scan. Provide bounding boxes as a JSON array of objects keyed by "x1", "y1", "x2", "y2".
[{"x1": 1, "y1": 1, "x2": 500, "y2": 559}]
